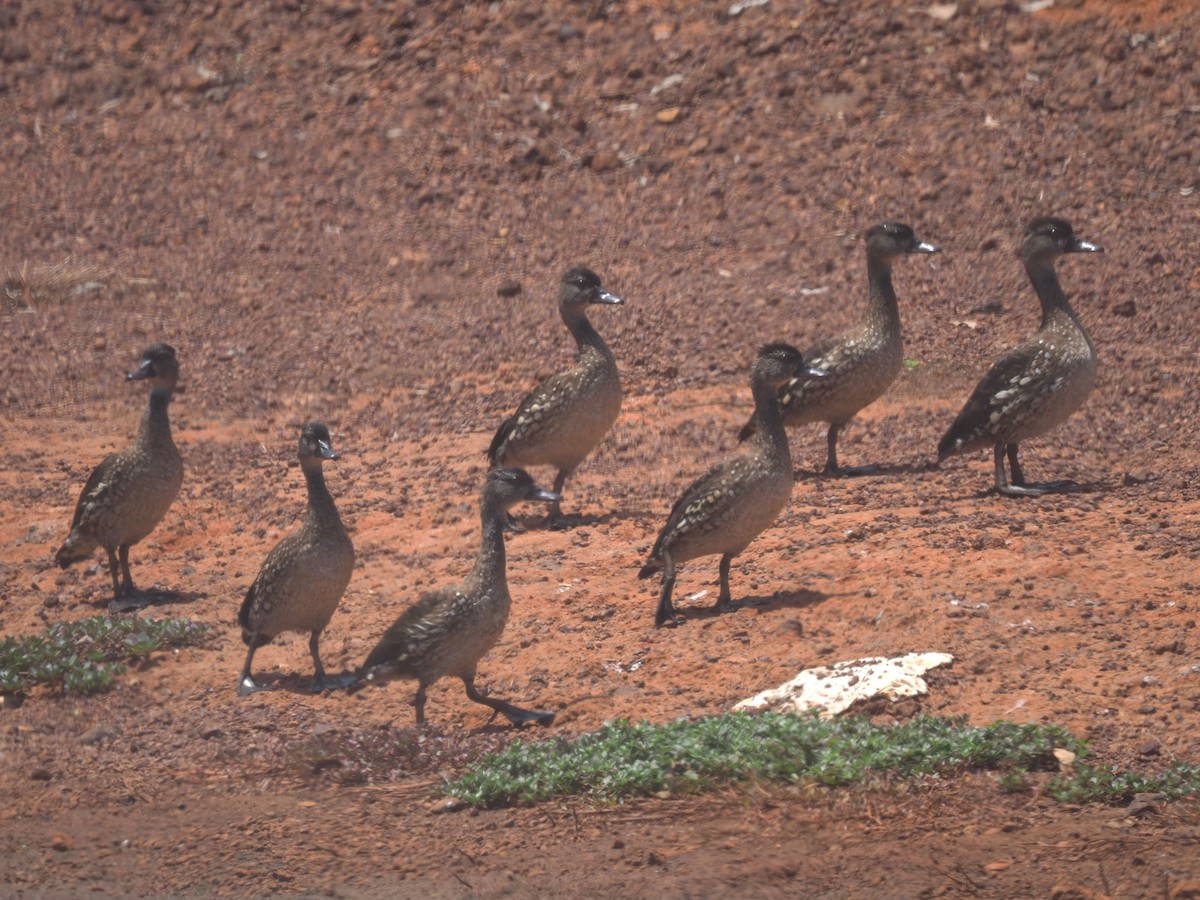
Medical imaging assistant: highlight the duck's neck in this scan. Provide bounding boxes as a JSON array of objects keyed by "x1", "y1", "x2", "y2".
[
  {"x1": 1027, "y1": 255, "x2": 1084, "y2": 331},
  {"x1": 865, "y1": 254, "x2": 902, "y2": 334},
  {"x1": 750, "y1": 377, "x2": 791, "y2": 467},
  {"x1": 470, "y1": 503, "x2": 509, "y2": 587},
  {"x1": 139, "y1": 386, "x2": 176, "y2": 449},
  {"x1": 303, "y1": 462, "x2": 343, "y2": 530},
  {"x1": 562, "y1": 304, "x2": 613, "y2": 361}
]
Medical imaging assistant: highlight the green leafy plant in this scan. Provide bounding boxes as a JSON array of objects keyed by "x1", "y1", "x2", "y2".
[
  {"x1": 447, "y1": 713, "x2": 1082, "y2": 807},
  {"x1": 1048, "y1": 762, "x2": 1200, "y2": 805},
  {"x1": 0, "y1": 616, "x2": 210, "y2": 695}
]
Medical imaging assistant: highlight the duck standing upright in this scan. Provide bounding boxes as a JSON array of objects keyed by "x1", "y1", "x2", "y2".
[
  {"x1": 739, "y1": 223, "x2": 939, "y2": 474},
  {"x1": 487, "y1": 266, "x2": 623, "y2": 525},
  {"x1": 641, "y1": 343, "x2": 824, "y2": 627},
  {"x1": 358, "y1": 467, "x2": 559, "y2": 727},
  {"x1": 938, "y1": 218, "x2": 1103, "y2": 496},
  {"x1": 238, "y1": 422, "x2": 355, "y2": 695},
  {"x1": 56, "y1": 343, "x2": 185, "y2": 612}
]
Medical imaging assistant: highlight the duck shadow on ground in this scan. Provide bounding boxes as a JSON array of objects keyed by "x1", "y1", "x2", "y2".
[
  {"x1": 107, "y1": 588, "x2": 207, "y2": 613},
  {"x1": 666, "y1": 587, "x2": 829, "y2": 625},
  {"x1": 239, "y1": 671, "x2": 362, "y2": 697},
  {"x1": 965, "y1": 479, "x2": 1113, "y2": 500},
  {"x1": 510, "y1": 507, "x2": 656, "y2": 532},
  {"x1": 794, "y1": 461, "x2": 940, "y2": 482}
]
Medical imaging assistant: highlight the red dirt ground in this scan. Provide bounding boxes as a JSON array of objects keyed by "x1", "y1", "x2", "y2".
[{"x1": 2, "y1": 0, "x2": 1199, "y2": 895}]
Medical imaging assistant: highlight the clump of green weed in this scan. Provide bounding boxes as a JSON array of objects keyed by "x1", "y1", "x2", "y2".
[
  {"x1": 1048, "y1": 762, "x2": 1200, "y2": 805},
  {"x1": 0, "y1": 616, "x2": 210, "y2": 696},
  {"x1": 448, "y1": 713, "x2": 1081, "y2": 808}
]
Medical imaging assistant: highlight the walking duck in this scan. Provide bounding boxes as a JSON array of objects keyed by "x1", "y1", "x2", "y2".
[
  {"x1": 238, "y1": 422, "x2": 355, "y2": 696},
  {"x1": 487, "y1": 266, "x2": 622, "y2": 526},
  {"x1": 55, "y1": 343, "x2": 184, "y2": 613},
  {"x1": 739, "y1": 223, "x2": 939, "y2": 474},
  {"x1": 938, "y1": 217, "x2": 1103, "y2": 496},
  {"x1": 641, "y1": 343, "x2": 824, "y2": 627},
  {"x1": 357, "y1": 467, "x2": 559, "y2": 727}
]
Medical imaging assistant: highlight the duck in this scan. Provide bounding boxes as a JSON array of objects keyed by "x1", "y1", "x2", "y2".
[
  {"x1": 357, "y1": 467, "x2": 559, "y2": 727},
  {"x1": 55, "y1": 343, "x2": 185, "y2": 613},
  {"x1": 487, "y1": 266, "x2": 623, "y2": 526},
  {"x1": 739, "y1": 222, "x2": 940, "y2": 474},
  {"x1": 238, "y1": 422, "x2": 355, "y2": 696},
  {"x1": 938, "y1": 217, "x2": 1104, "y2": 496},
  {"x1": 641, "y1": 343, "x2": 824, "y2": 627}
]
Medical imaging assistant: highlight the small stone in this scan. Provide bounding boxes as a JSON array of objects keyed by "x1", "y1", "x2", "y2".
[
  {"x1": 1137, "y1": 738, "x2": 1161, "y2": 756},
  {"x1": 1053, "y1": 748, "x2": 1076, "y2": 771},
  {"x1": 51, "y1": 832, "x2": 74, "y2": 851},
  {"x1": 31, "y1": 768, "x2": 52, "y2": 781},
  {"x1": 1127, "y1": 792, "x2": 1166, "y2": 817},
  {"x1": 79, "y1": 724, "x2": 117, "y2": 745},
  {"x1": 496, "y1": 279, "x2": 522, "y2": 298},
  {"x1": 972, "y1": 533, "x2": 1007, "y2": 550},
  {"x1": 430, "y1": 797, "x2": 466, "y2": 814},
  {"x1": 655, "y1": 107, "x2": 681, "y2": 123},
  {"x1": 1122, "y1": 471, "x2": 1150, "y2": 486},
  {"x1": 589, "y1": 148, "x2": 621, "y2": 172},
  {"x1": 1111, "y1": 300, "x2": 1136, "y2": 317}
]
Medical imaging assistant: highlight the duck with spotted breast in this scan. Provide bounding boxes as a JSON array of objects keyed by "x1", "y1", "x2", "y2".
[
  {"x1": 739, "y1": 223, "x2": 939, "y2": 474},
  {"x1": 487, "y1": 266, "x2": 623, "y2": 527},
  {"x1": 938, "y1": 217, "x2": 1104, "y2": 496},
  {"x1": 238, "y1": 422, "x2": 355, "y2": 695},
  {"x1": 641, "y1": 343, "x2": 825, "y2": 627},
  {"x1": 357, "y1": 467, "x2": 559, "y2": 727},
  {"x1": 55, "y1": 343, "x2": 185, "y2": 612}
]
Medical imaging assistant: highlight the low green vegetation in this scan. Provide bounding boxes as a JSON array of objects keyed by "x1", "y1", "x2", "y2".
[
  {"x1": 447, "y1": 713, "x2": 1200, "y2": 809},
  {"x1": 0, "y1": 615, "x2": 210, "y2": 695},
  {"x1": 1048, "y1": 761, "x2": 1200, "y2": 805}
]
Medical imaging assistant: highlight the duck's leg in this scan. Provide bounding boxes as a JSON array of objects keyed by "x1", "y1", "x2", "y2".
[
  {"x1": 308, "y1": 631, "x2": 356, "y2": 693},
  {"x1": 654, "y1": 552, "x2": 682, "y2": 627},
  {"x1": 414, "y1": 682, "x2": 428, "y2": 725},
  {"x1": 104, "y1": 548, "x2": 122, "y2": 602},
  {"x1": 546, "y1": 469, "x2": 568, "y2": 526},
  {"x1": 1006, "y1": 443, "x2": 1026, "y2": 485},
  {"x1": 463, "y1": 674, "x2": 555, "y2": 727},
  {"x1": 712, "y1": 553, "x2": 737, "y2": 613},
  {"x1": 237, "y1": 635, "x2": 273, "y2": 696},
  {"x1": 996, "y1": 442, "x2": 1075, "y2": 497},
  {"x1": 825, "y1": 422, "x2": 879, "y2": 476},
  {"x1": 109, "y1": 545, "x2": 154, "y2": 612},
  {"x1": 821, "y1": 424, "x2": 842, "y2": 475}
]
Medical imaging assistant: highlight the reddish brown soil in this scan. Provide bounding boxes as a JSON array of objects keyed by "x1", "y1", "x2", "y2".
[{"x1": 3, "y1": 0, "x2": 1200, "y2": 895}]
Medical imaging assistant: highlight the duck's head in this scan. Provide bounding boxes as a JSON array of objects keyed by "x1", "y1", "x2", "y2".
[
  {"x1": 865, "y1": 222, "x2": 940, "y2": 260},
  {"x1": 485, "y1": 466, "x2": 560, "y2": 512},
  {"x1": 1023, "y1": 217, "x2": 1103, "y2": 260},
  {"x1": 559, "y1": 266, "x2": 623, "y2": 309},
  {"x1": 127, "y1": 343, "x2": 180, "y2": 389},
  {"x1": 299, "y1": 421, "x2": 339, "y2": 463},
  {"x1": 754, "y1": 342, "x2": 826, "y2": 391}
]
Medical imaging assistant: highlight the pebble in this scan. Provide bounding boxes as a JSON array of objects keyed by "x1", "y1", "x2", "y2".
[
  {"x1": 430, "y1": 797, "x2": 466, "y2": 814},
  {"x1": 79, "y1": 724, "x2": 117, "y2": 745}
]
